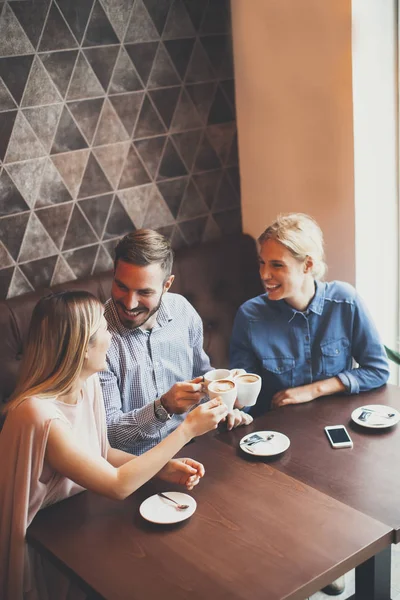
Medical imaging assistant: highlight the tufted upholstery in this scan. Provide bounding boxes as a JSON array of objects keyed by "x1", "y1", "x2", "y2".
[{"x1": 0, "y1": 233, "x2": 263, "y2": 405}]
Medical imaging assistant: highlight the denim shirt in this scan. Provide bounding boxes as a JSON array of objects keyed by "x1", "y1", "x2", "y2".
[{"x1": 230, "y1": 280, "x2": 389, "y2": 413}]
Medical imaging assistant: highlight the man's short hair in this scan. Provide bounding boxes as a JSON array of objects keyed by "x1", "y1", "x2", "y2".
[{"x1": 114, "y1": 229, "x2": 174, "y2": 278}]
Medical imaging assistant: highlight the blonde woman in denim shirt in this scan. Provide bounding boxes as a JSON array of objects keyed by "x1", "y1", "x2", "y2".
[{"x1": 230, "y1": 213, "x2": 389, "y2": 417}]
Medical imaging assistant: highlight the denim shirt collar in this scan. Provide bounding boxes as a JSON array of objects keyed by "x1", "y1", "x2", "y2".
[{"x1": 273, "y1": 280, "x2": 325, "y2": 322}]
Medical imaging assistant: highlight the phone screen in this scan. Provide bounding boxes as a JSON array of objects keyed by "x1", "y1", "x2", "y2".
[{"x1": 328, "y1": 428, "x2": 351, "y2": 444}]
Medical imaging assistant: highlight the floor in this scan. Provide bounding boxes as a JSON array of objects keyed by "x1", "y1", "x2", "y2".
[{"x1": 308, "y1": 544, "x2": 400, "y2": 600}]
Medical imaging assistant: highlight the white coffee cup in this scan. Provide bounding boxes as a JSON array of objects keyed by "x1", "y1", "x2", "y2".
[
  {"x1": 204, "y1": 369, "x2": 232, "y2": 389},
  {"x1": 208, "y1": 379, "x2": 237, "y2": 411},
  {"x1": 234, "y1": 373, "x2": 261, "y2": 407},
  {"x1": 229, "y1": 368, "x2": 246, "y2": 379}
]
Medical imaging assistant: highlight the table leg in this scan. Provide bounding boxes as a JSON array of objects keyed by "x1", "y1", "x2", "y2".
[{"x1": 354, "y1": 546, "x2": 391, "y2": 600}]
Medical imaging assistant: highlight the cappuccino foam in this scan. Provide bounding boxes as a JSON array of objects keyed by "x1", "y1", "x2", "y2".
[
  {"x1": 237, "y1": 374, "x2": 259, "y2": 384},
  {"x1": 212, "y1": 380, "x2": 235, "y2": 392}
]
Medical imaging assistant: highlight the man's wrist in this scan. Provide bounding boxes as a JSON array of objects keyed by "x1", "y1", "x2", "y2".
[{"x1": 154, "y1": 397, "x2": 171, "y2": 422}]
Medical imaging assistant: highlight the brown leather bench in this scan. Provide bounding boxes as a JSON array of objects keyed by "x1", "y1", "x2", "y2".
[{"x1": 0, "y1": 233, "x2": 263, "y2": 405}]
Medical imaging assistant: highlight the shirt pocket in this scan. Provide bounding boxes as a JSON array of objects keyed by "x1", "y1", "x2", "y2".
[
  {"x1": 262, "y1": 357, "x2": 295, "y2": 389},
  {"x1": 320, "y1": 338, "x2": 350, "y2": 377}
]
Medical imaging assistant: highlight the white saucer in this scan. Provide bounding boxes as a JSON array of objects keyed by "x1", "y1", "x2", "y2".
[
  {"x1": 139, "y1": 492, "x2": 196, "y2": 524},
  {"x1": 239, "y1": 431, "x2": 290, "y2": 456},
  {"x1": 351, "y1": 404, "x2": 400, "y2": 429}
]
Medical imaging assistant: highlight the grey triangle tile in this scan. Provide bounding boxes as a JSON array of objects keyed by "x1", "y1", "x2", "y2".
[
  {"x1": 36, "y1": 202, "x2": 73, "y2": 249},
  {"x1": 23, "y1": 104, "x2": 63, "y2": 153},
  {"x1": 51, "y1": 149, "x2": 90, "y2": 199},
  {"x1": 118, "y1": 145, "x2": 151, "y2": 190},
  {"x1": 170, "y1": 88, "x2": 202, "y2": 131},
  {"x1": 9, "y1": 0, "x2": 50, "y2": 49},
  {"x1": 67, "y1": 52, "x2": 105, "y2": 101},
  {"x1": 35, "y1": 158, "x2": 73, "y2": 208},
  {"x1": 6, "y1": 157, "x2": 47, "y2": 208},
  {"x1": 157, "y1": 176, "x2": 188, "y2": 219},
  {"x1": 93, "y1": 142, "x2": 130, "y2": 188},
  {"x1": 0, "y1": 110, "x2": 17, "y2": 161},
  {"x1": 134, "y1": 95, "x2": 166, "y2": 138},
  {"x1": 172, "y1": 130, "x2": 202, "y2": 171},
  {"x1": 83, "y1": 0, "x2": 119, "y2": 46},
  {"x1": 7, "y1": 266, "x2": 33, "y2": 297},
  {"x1": 0, "y1": 80, "x2": 17, "y2": 112},
  {"x1": 93, "y1": 99, "x2": 130, "y2": 146},
  {"x1": 182, "y1": 0, "x2": 206, "y2": 31},
  {"x1": 83, "y1": 46, "x2": 119, "y2": 91},
  {"x1": 0, "y1": 267, "x2": 14, "y2": 299},
  {"x1": 192, "y1": 170, "x2": 222, "y2": 209},
  {"x1": 51, "y1": 255, "x2": 76, "y2": 285},
  {"x1": 0, "y1": 241, "x2": 14, "y2": 269},
  {"x1": 226, "y1": 132, "x2": 238, "y2": 166},
  {"x1": 0, "y1": 168, "x2": 30, "y2": 216},
  {"x1": 102, "y1": 239, "x2": 118, "y2": 259},
  {"x1": 0, "y1": 212, "x2": 30, "y2": 259},
  {"x1": 20, "y1": 255, "x2": 58, "y2": 289},
  {"x1": 179, "y1": 215, "x2": 207, "y2": 245},
  {"x1": 109, "y1": 46, "x2": 143, "y2": 94},
  {"x1": 142, "y1": 185, "x2": 174, "y2": 228},
  {"x1": 212, "y1": 170, "x2": 239, "y2": 212},
  {"x1": 170, "y1": 224, "x2": 187, "y2": 250},
  {"x1": 200, "y1": 1, "x2": 230, "y2": 35},
  {"x1": 148, "y1": 43, "x2": 180, "y2": 88},
  {"x1": 56, "y1": 0, "x2": 94, "y2": 43},
  {"x1": 103, "y1": 196, "x2": 135, "y2": 239},
  {"x1": 200, "y1": 35, "x2": 230, "y2": 78},
  {"x1": 207, "y1": 85, "x2": 234, "y2": 124},
  {"x1": 67, "y1": 98, "x2": 104, "y2": 145},
  {"x1": 164, "y1": 39, "x2": 195, "y2": 79},
  {"x1": 193, "y1": 133, "x2": 221, "y2": 173},
  {"x1": 62, "y1": 204, "x2": 98, "y2": 249},
  {"x1": 202, "y1": 214, "x2": 221, "y2": 242},
  {"x1": 142, "y1": 0, "x2": 170, "y2": 35},
  {"x1": 79, "y1": 193, "x2": 114, "y2": 237},
  {"x1": 0, "y1": 4, "x2": 35, "y2": 55},
  {"x1": 40, "y1": 50, "x2": 79, "y2": 98},
  {"x1": 117, "y1": 184, "x2": 152, "y2": 229},
  {"x1": 220, "y1": 79, "x2": 235, "y2": 110},
  {"x1": 178, "y1": 179, "x2": 208, "y2": 220},
  {"x1": 5, "y1": 111, "x2": 47, "y2": 163},
  {"x1": 93, "y1": 244, "x2": 113, "y2": 272},
  {"x1": 186, "y1": 82, "x2": 217, "y2": 124},
  {"x1": 39, "y1": 3, "x2": 79, "y2": 51},
  {"x1": 185, "y1": 39, "x2": 214, "y2": 83},
  {"x1": 124, "y1": 41, "x2": 158, "y2": 86},
  {"x1": 226, "y1": 166, "x2": 240, "y2": 196},
  {"x1": 155, "y1": 224, "x2": 173, "y2": 240},
  {"x1": 162, "y1": 0, "x2": 195, "y2": 40},
  {"x1": 78, "y1": 152, "x2": 113, "y2": 199},
  {"x1": 101, "y1": 0, "x2": 134, "y2": 41},
  {"x1": 0, "y1": 55, "x2": 34, "y2": 105},
  {"x1": 63, "y1": 244, "x2": 98, "y2": 278},
  {"x1": 206, "y1": 123, "x2": 236, "y2": 165},
  {"x1": 124, "y1": 0, "x2": 159, "y2": 43},
  {"x1": 157, "y1": 139, "x2": 187, "y2": 180},
  {"x1": 212, "y1": 208, "x2": 242, "y2": 235},
  {"x1": 18, "y1": 212, "x2": 59, "y2": 262},
  {"x1": 134, "y1": 136, "x2": 166, "y2": 178},
  {"x1": 149, "y1": 86, "x2": 180, "y2": 129},
  {"x1": 51, "y1": 105, "x2": 89, "y2": 154},
  {"x1": 109, "y1": 92, "x2": 144, "y2": 136}
]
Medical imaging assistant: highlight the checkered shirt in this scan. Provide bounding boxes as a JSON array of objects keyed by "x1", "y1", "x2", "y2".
[{"x1": 100, "y1": 293, "x2": 212, "y2": 455}]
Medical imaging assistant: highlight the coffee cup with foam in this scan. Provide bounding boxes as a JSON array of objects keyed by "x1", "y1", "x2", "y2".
[
  {"x1": 208, "y1": 379, "x2": 237, "y2": 411},
  {"x1": 234, "y1": 373, "x2": 261, "y2": 407}
]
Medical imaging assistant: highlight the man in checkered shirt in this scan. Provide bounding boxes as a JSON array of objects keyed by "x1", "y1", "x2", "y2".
[{"x1": 99, "y1": 229, "x2": 252, "y2": 455}]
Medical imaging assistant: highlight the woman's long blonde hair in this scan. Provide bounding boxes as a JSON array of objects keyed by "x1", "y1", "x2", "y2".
[{"x1": 5, "y1": 291, "x2": 104, "y2": 411}]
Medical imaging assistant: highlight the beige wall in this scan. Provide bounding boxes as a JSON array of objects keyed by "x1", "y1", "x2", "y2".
[{"x1": 232, "y1": 0, "x2": 355, "y2": 283}]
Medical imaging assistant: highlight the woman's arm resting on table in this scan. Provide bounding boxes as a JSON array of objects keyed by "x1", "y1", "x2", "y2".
[{"x1": 272, "y1": 377, "x2": 346, "y2": 408}]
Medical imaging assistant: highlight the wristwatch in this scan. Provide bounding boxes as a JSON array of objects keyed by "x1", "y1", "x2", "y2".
[{"x1": 154, "y1": 397, "x2": 171, "y2": 423}]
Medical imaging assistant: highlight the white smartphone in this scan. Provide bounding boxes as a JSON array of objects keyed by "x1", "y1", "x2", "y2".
[{"x1": 324, "y1": 425, "x2": 353, "y2": 449}]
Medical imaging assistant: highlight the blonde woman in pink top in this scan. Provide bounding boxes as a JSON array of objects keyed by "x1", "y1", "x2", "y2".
[{"x1": 0, "y1": 291, "x2": 228, "y2": 600}]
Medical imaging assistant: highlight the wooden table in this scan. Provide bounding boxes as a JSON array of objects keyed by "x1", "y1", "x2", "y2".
[{"x1": 28, "y1": 432, "x2": 393, "y2": 600}]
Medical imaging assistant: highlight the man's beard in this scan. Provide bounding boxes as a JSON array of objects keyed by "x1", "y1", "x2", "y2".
[{"x1": 115, "y1": 293, "x2": 163, "y2": 330}]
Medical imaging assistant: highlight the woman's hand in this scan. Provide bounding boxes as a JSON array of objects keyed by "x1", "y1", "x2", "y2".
[
  {"x1": 183, "y1": 397, "x2": 228, "y2": 438},
  {"x1": 157, "y1": 458, "x2": 205, "y2": 490},
  {"x1": 226, "y1": 409, "x2": 253, "y2": 431},
  {"x1": 272, "y1": 384, "x2": 317, "y2": 407}
]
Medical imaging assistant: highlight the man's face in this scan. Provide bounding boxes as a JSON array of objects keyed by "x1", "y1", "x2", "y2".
[{"x1": 112, "y1": 260, "x2": 174, "y2": 330}]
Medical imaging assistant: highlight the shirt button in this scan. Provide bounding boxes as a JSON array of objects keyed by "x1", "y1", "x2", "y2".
[
  {"x1": 335, "y1": 349, "x2": 339, "y2": 354},
  {"x1": 305, "y1": 336, "x2": 309, "y2": 342}
]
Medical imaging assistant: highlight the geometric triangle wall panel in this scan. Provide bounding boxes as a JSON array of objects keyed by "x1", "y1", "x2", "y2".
[
  {"x1": 0, "y1": 241, "x2": 14, "y2": 270},
  {"x1": 39, "y1": 3, "x2": 79, "y2": 52},
  {"x1": 103, "y1": 196, "x2": 135, "y2": 240},
  {"x1": 124, "y1": 0, "x2": 159, "y2": 44},
  {"x1": 101, "y1": 0, "x2": 134, "y2": 41},
  {"x1": 93, "y1": 245, "x2": 113, "y2": 273},
  {"x1": 83, "y1": 46, "x2": 119, "y2": 91},
  {"x1": 163, "y1": 0, "x2": 195, "y2": 40},
  {"x1": 10, "y1": 0, "x2": 51, "y2": 50},
  {"x1": 117, "y1": 184, "x2": 151, "y2": 229},
  {"x1": 182, "y1": 0, "x2": 207, "y2": 31},
  {"x1": 157, "y1": 176, "x2": 188, "y2": 219},
  {"x1": 178, "y1": 179, "x2": 208, "y2": 220},
  {"x1": 23, "y1": 104, "x2": 63, "y2": 153},
  {"x1": 118, "y1": 145, "x2": 150, "y2": 190},
  {"x1": 66, "y1": 52, "x2": 104, "y2": 101},
  {"x1": 134, "y1": 136, "x2": 166, "y2": 179},
  {"x1": 83, "y1": 1, "x2": 119, "y2": 47},
  {"x1": 0, "y1": 80, "x2": 17, "y2": 112},
  {"x1": 51, "y1": 106, "x2": 88, "y2": 154},
  {"x1": 0, "y1": 212, "x2": 30, "y2": 260},
  {"x1": 0, "y1": 55, "x2": 34, "y2": 105},
  {"x1": 109, "y1": 46, "x2": 143, "y2": 94},
  {"x1": 20, "y1": 255, "x2": 58, "y2": 289},
  {"x1": 7, "y1": 267, "x2": 33, "y2": 298},
  {"x1": 164, "y1": 38, "x2": 195, "y2": 80},
  {"x1": 79, "y1": 193, "x2": 113, "y2": 237},
  {"x1": 36, "y1": 202, "x2": 74, "y2": 249},
  {"x1": 56, "y1": 0, "x2": 95, "y2": 44},
  {"x1": 142, "y1": 185, "x2": 174, "y2": 229},
  {"x1": 78, "y1": 153, "x2": 113, "y2": 199},
  {"x1": 51, "y1": 255, "x2": 76, "y2": 285},
  {"x1": 62, "y1": 204, "x2": 98, "y2": 250},
  {"x1": 179, "y1": 215, "x2": 207, "y2": 245},
  {"x1": 5, "y1": 111, "x2": 47, "y2": 163},
  {"x1": 142, "y1": 0, "x2": 170, "y2": 36},
  {"x1": 6, "y1": 157, "x2": 47, "y2": 208},
  {"x1": 35, "y1": 159, "x2": 72, "y2": 208},
  {"x1": 170, "y1": 88, "x2": 202, "y2": 132},
  {"x1": 39, "y1": 50, "x2": 79, "y2": 98},
  {"x1": 0, "y1": 5, "x2": 35, "y2": 56},
  {"x1": 134, "y1": 95, "x2": 165, "y2": 139},
  {"x1": 0, "y1": 168, "x2": 30, "y2": 216},
  {"x1": 21, "y1": 56, "x2": 62, "y2": 107},
  {"x1": 172, "y1": 130, "x2": 202, "y2": 171},
  {"x1": 149, "y1": 86, "x2": 180, "y2": 129},
  {"x1": 51, "y1": 150, "x2": 90, "y2": 199},
  {"x1": 124, "y1": 42, "x2": 158, "y2": 87},
  {"x1": 63, "y1": 244, "x2": 98, "y2": 278},
  {"x1": 109, "y1": 92, "x2": 144, "y2": 136},
  {"x1": 147, "y1": 44, "x2": 180, "y2": 89},
  {"x1": 68, "y1": 98, "x2": 104, "y2": 145},
  {"x1": 18, "y1": 212, "x2": 59, "y2": 262},
  {"x1": 93, "y1": 142, "x2": 130, "y2": 189},
  {"x1": 0, "y1": 110, "x2": 17, "y2": 162},
  {"x1": 93, "y1": 99, "x2": 129, "y2": 146}
]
